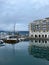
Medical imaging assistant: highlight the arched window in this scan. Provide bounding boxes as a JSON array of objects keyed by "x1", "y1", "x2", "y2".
[
  {"x1": 45, "y1": 35, "x2": 47, "y2": 38},
  {"x1": 35, "y1": 35, "x2": 37, "y2": 37},
  {"x1": 39, "y1": 35, "x2": 41, "y2": 38},
  {"x1": 42, "y1": 35, "x2": 44, "y2": 37}
]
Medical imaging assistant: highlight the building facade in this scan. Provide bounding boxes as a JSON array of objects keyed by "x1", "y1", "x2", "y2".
[{"x1": 29, "y1": 17, "x2": 49, "y2": 38}]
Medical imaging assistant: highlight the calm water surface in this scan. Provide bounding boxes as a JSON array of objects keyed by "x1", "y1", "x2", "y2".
[{"x1": 0, "y1": 40, "x2": 49, "y2": 65}]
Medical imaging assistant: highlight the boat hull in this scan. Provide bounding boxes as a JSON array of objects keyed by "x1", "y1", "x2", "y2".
[{"x1": 3, "y1": 39, "x2": 19, "y2": 44}]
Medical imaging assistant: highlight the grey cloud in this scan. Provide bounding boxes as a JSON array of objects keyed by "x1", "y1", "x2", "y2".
[{"x1": 0, "y1": 0, "x2": 49, "y2": 30}]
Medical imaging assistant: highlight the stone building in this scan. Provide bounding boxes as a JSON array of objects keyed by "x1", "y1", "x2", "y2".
[{"x1": 29, "y1": 17, "x2": 49, "y2": 38}]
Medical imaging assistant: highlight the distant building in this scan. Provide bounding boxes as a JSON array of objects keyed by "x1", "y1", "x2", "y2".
[{"x1": 29, "y1": 17, "x2": 49, "y2": 38}]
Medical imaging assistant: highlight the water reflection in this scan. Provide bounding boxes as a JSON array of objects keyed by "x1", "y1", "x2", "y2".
[
  {"x1": 12, "y1": 44, "x2": 16, "y2": 56},
  {"x1": 5, "y1": 42, "x2": 19, "y2": 56},
  {"x1": 30, "y1": 40, "x2": 49, "y2": 47},
  {"x1": 0, "y1": 43, "x2": 5, "y2": 47},
  {"x1": 5, "y1": 42, "x2": 19, "y2": 44},
  {"x1": 28, "y1": 40, "x2": 49, "y2": 61},
  {"x1": 5, "y1": 42, "x2": 17, "y2": 56},
  {"x1": 0, "y1": 44, "x2": 5, "y2": 47}
]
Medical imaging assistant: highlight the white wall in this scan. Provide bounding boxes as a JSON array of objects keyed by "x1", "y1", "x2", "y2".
[{"x1": 29, "y1": 31, "x2": 49, "y2": 38}]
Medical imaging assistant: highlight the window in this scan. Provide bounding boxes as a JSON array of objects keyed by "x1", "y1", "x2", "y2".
[
  {"x1": 42, "y1": 35, "x2": 44, "y2": 37},
  {"x1": 35, "y1": 35, "x2": 37, "y2": 37},
  {"x1": 45, "y1": 35, "x2": 47, "y2": 38},
  {"x1": 39, "y1": 35, "x2": 41, "y2": 38},
  {"x1": 34, "y1": 30, "x2": 35, "y2": 32},
  {"x1": 31, "y1": 35, "x2": 33, "y2": 37}
]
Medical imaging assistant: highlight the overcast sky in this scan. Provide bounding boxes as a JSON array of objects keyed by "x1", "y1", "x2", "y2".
[{"x1": 0, "y1": 0, "x2": 49, "y2": 31}]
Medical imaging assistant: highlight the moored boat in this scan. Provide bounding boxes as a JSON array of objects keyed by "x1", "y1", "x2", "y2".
[
  {"x1": 0, "y1": 40, "x2": 3, "y2": 44},
  {"x1": 3, "y1": 35, "x2": 19, "y2": 44}
]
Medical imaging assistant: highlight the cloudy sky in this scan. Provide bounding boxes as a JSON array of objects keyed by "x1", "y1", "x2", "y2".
[{"x1": 0, "y1": 0, "x2": 49, "y2": 31}]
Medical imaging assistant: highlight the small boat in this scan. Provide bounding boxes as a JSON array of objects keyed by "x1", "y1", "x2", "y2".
[
  {"x1": 0, "y1": 40, "x2": 3, "y2": 44},
  {"x1": 3, "y1": 35, "x2": 19, "y2": 44}
]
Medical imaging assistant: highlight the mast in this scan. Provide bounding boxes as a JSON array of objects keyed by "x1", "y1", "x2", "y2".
[{"x1": 14, "y1": 23, "x2": 15, "y2": 35}]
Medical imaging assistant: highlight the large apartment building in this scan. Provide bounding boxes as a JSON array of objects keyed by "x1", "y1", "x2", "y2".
[{"x1": 29, "y1": 17, "x2": 49, "y2": 38}]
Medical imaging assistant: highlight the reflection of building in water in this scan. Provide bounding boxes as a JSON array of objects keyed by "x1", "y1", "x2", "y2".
[
  {"x1": 29, "y1": 17, "x2": 49, "y2": 39},
  {"x1": 28, "y1": 40, "x2": 49, "y2": 61},
  {"x1": 30, "y1": 40, "x2": 49, "y2": 47}
]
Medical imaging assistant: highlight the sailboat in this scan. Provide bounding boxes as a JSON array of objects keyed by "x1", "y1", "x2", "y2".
[{"x1": 3, "y1": 24, "x2": 19, "y2": 44}]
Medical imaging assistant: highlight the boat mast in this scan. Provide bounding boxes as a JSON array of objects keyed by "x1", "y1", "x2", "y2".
[{"x1": 14, "y1": 23, "x2": 15, "y2": 35}]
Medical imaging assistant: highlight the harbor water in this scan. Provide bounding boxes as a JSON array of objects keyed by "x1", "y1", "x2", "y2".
[{"x1": 0, "y1": 40, "x2": 49, "y2": 65}]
